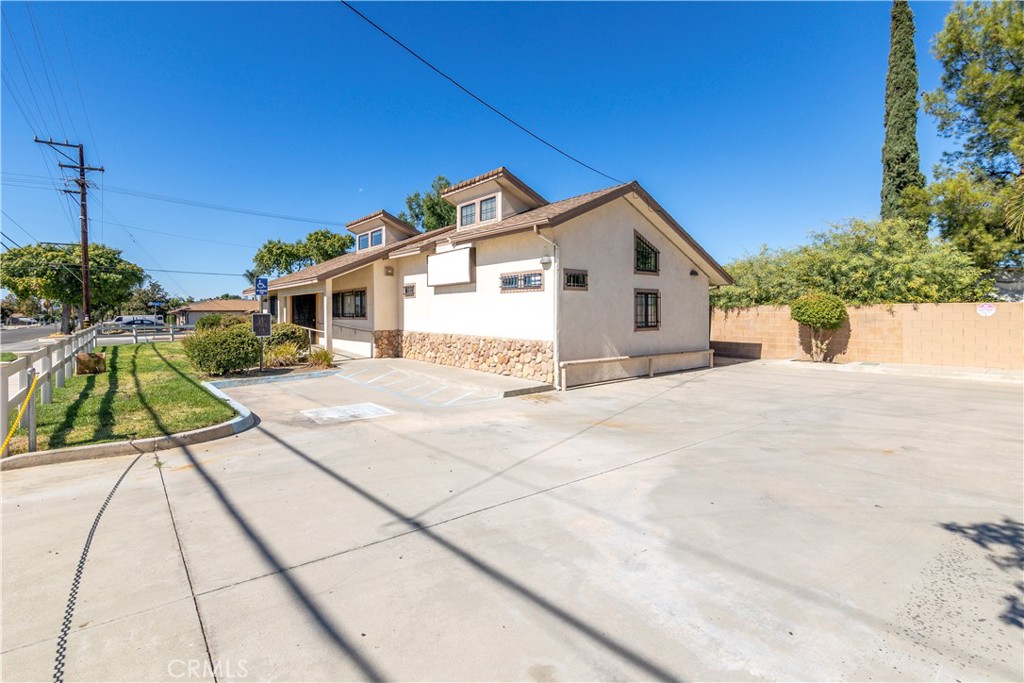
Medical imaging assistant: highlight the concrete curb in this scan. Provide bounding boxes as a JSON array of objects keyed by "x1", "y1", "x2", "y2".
[{"x1": 0, "y1": 382, "x2": 255, "y2": 471}]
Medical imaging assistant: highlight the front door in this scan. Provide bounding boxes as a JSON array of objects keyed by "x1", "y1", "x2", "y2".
[{"x1": 291, "y1": 294, "x2": 317, "y2": 331}]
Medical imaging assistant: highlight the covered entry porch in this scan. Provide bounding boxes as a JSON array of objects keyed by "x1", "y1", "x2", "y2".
[{"x1": 269, "y1": 261, "x2": 393, "y2": 358}]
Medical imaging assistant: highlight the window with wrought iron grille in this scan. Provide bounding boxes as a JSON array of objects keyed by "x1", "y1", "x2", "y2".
[
  {"x1": 564, "y1": 269, "x2": 588, "y2": 290},
  {"x1": 500, "y1": 271, "x2": 543, "y2": 292},
  {"x1": 635, "y1": 232, "x2": 659, "y2": 273},
  {"x1": 479, "y1": 196, "x2": 497, "y2": 222},
  {"x1": 460, "y1": 203, "x2": 476, "y2": 227},
  {"x1": 635, "y1": 290, "x2": 660, "y2": 329},
  {"x1": 403, "y1": 284, "x2": 416, "y2": 298},
  {"x1": 333, "y1": 289, "x2": 366, "y2": 318}
]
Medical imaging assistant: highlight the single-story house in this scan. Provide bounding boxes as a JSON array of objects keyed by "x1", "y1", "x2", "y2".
[
  {"x1": 253, "y1": 167, "x2": 732, "y2": 388},
  {"x1": 169, "y1": 299, "x2": 259, "y2": 326}
]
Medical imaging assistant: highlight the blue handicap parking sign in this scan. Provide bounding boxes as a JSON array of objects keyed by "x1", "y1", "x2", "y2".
[{"x1": 255, "y1": 277, "x2": 269, "y2": 296}]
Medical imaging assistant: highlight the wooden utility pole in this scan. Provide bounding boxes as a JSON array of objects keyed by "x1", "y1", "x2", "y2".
[{"x1": 34, "y1": 138, "x2": 104, "y2": 328}]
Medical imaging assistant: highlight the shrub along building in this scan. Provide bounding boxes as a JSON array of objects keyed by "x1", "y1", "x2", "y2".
[{"x1": 254, "y1": 168, "x2": 731, "y2": 388}]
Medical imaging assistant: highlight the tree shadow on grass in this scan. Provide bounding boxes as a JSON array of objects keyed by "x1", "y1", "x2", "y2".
[
  {"x1": 47, "y1": 375, "x2": 97, "y2": 449},
  {"x1": 256, "y1": 425, "x2": 684, "y2": 682},
  {"x1": 91, "y1": 345, "x2": 123, "y2": 441},
  {"x1": 940, "y1": 517, "x2": 1024, "y2": 628},
  {"x1": 130, "y1": 358, "x2": 384, "y2": 680}
]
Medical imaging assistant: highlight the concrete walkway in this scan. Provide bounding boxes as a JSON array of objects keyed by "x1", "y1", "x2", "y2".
[{"x1": 2, "y1": 362, "x2": 1021, "y2": 681}]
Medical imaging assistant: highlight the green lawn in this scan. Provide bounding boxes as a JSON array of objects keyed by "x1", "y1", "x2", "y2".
[{"x1": 4, "y1": 342, "x2": 235, "y2": 456}]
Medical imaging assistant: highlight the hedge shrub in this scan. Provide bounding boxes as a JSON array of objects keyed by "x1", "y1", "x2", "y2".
[
  {"x1": 265, "y1": 341, "x2": 300, "y2": 368},
  {"x1": 183, "y1": 324, "x2": 261, "y2": 375},
  {"x1": 194, "y1": 314, "x2": 223, "y2": 331},
  {"x1": 790, "y1": 293, "x2": 848, "y2": 362},
  {"x1": 268, "y1": 322, "x2": 309, "y2": 352}
]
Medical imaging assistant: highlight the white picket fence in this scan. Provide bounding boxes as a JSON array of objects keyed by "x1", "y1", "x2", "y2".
[{"x1": 1, "y1": 327, "x2": 99, "y2": 442}]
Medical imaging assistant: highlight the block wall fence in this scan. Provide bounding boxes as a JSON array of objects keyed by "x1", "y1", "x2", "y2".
[{"x1": 711, "y1": 302, "x2": 1022, "y2": 371}]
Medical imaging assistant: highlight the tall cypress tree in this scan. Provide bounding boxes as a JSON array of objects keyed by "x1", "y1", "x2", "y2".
[{"x1": 881, "y1": 0, "x2": 926, "y2": 222}]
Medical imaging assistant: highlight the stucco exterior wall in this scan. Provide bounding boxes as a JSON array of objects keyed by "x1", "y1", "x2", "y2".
[
  {"x1": 554, "y1": 199, "x2": 711, "y2": 384},
  {"x1": 398, "y1": 231, "x2": 555, "y2": 342},
  {"x1": 711, "y1": 302, "x2": 1023, "y2": 370}
]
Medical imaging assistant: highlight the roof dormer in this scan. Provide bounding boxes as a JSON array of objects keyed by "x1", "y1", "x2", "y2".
[
  {"x1": 346, "y1": 210, "x2": 418, "y2": 251},
  {"x1": 442, "y1": 167, "x2": 548, "y2": 230}
]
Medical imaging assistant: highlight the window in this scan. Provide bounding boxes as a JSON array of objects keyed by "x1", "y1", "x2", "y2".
[
  {"x1": 564, "y1": 269, "x2": 588, "y2": 290},
  {"x1": 460, "y1": 203, "x2": 476, "y2": 227},
  {"x1": 403, "y1": 284, "x2": 416, "y2": 298},
  {"x1": 500, "y1": 271, "x2": 543, "y2": 292},
  {"x1": 635, "y1": 232, "x2": 659, "y2": 273},
  {"x1": 358, "y1": 233, "x2": 369, "y2": 250},
  {"x1": 370, "y1": 229, "x2": 383, "y2": 247},
  {"x1": 269, "y1": 296, "x2": 278, "y2": 317},
  {"x1": 635, "y1": 290, "x2": 660, "y2": 329},
  {"x1": 479, "y1": 196, "x2": 497, "y2": 222},
  {"x1": 333, "y1": 289, "x2": 366, "y2": 318}
]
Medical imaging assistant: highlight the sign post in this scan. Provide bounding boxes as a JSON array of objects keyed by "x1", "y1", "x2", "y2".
[{"x1": 252, "y1": 313, "x2": 272, "y2": 372}]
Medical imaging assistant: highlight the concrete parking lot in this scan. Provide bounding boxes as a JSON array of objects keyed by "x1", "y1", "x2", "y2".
[{"x1": 2, "y1": 361, "x2": 1021, "y2": 681}]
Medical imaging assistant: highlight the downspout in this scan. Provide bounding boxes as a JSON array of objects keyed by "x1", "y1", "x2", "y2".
[{"x1": 533, "y1": 225, "x2": 561, "y2": 390}]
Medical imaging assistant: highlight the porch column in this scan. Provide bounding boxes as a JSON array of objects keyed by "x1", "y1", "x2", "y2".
[
  {"x1": 279, "y1": 296, "x2": 288, "y2": 324},
  {"x1": 322, "y1": 278, "x2": 333, "y2": 351}
]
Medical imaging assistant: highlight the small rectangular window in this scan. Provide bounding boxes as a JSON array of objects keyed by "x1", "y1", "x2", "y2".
[
  {"x1": 403, "y1": 284, "x2": 416, "y2": 298},
  {"x1": 340, "y1": 290, "x2": 366, "y2": 318},
  {"x1": 269, "y1": 296, "x2": 278, "y2": 316},
  {"x1": 370, "y1": 229, "x2": 383, "y2": 247},
  {"x1": 460, "y1": 203, "x2": 476, "y2": 227},
  {"x1": 564, "y1": 269, "x2": 588, "y2": 290},
  {"x1": 479, "y1": 196, "x2": 497, "y2": 222},
  {"x1": 635, "y1": 233, "x2": 659, "y2": 273},
  {"x1": 635, "y1": 290, "x2": 660, "y2": 329},
  {"x1": 500, "y1": 271, "x2": 543, "y2": 292},
  {"x1": 358, "y1": 233, "x2": 369, "y2": 250}
]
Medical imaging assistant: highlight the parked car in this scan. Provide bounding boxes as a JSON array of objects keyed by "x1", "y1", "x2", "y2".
[
  {"x1": 122, "y1": 318, "x2": 157, "y2": 326},
  {"x1": 111, "y1": 315, "x2": 163, "y2": 326}
]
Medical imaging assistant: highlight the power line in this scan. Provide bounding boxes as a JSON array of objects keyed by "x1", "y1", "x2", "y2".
[
  {"x1": 24, "y1": 2, "x2": 70, "y2": 140},
  {"x1": 56, "y1": 4, "x2": 100, "y2": 164},
  {"x1": 339, "y1": 0, "x2": 624, "y2": 185},
  {"x1": 11, "y1": 263, "x2": 244, "y2": 278},
  {"x1": 1, "y1": 210, "x2": 40, "y2": 242},
  {"x1": 2, "y1": 173, "x2": 345, "y2": 227}
]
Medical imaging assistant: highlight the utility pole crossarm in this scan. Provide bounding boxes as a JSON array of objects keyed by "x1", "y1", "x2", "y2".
[{"x1": 57, "y1": 163, "x2": 104, "y2": 173}]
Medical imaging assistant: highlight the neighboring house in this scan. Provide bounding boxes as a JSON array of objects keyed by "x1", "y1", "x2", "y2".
[
  {"x1": 255, "y1": 167, "x2": 731, "y2": 388},
  {"x1": 169, "y1": 299, "x2": 259, "y2": 326}
]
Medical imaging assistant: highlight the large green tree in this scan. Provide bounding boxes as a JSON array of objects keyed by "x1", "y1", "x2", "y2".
[
  {"x1": 398, "y1": 176, "x2": 456, "y2": 232},
  {"x1": 252, "y1": 228, "x2": 354, "y2": 278},
  {"x1": 123, "y1": 279, "x2": 170, "y2": 315},
  {"x1": 712, "y1": 219, "x2": 993, "y2": 309},
  {"x1": 0, "y1": 243, "x2": 146, "y2": 331},
  {"x1": 881, "y1": 0, "x2": 927, "y2": 221},
  {"x1": 916, "y1": 0, "x2": 1024, "y2": 270}
]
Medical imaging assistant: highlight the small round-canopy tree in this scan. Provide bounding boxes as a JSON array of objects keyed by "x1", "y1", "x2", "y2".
[{"x1": 790, "y1": 293, "x2": 848, "y2": 362}]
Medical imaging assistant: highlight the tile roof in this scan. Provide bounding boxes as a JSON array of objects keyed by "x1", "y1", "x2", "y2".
[
  {"x1": 393, "y1": 181, "x2": 732, "y2": 285},
  {"x1": 345, "y1": 209, "x2": 417, "y2": 235},
  {"x1": 392, "y1": 184, "x2": 628, "y2": 255},
  {"x1": 441, "y1": 166, "x2": 548, "y2": 207},
  {"x1": 259, "y1": 175, "x2": 732, "y2": 290},
  {"x1": 170, "y1": 299, "x2": 260, "y2": 314},
  {"x1": 265, "y1": 225, "x2": 457, "y2": 290}
]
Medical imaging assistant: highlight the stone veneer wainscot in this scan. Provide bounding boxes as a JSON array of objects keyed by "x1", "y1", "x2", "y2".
[{"x1": 373, "y1": 330, "x2": 553, "y2": 384}]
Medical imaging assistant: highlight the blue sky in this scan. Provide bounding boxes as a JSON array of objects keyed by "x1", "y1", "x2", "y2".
[{"x1": 2, "y1": 1, "x2": 954, "y2": 301}]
